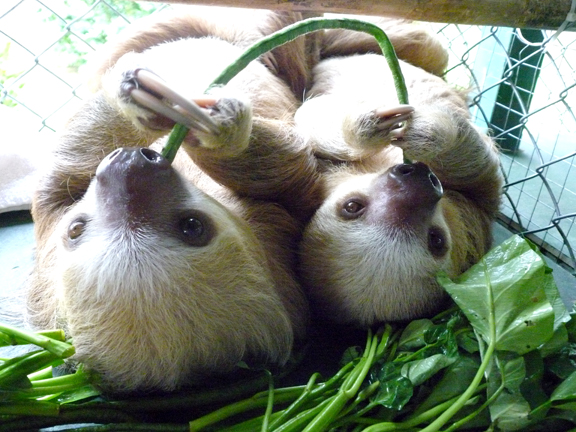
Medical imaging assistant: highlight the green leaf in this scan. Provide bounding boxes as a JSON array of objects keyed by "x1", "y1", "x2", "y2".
[
  {"x1": 501, "y1": 355, "x2": 526, "y2": 392},
  {"x1": 456, "y1": 330, "x2": 480, "y2": 353},
  {"x1": 413, "y1": 355, "x2": 480, "y2": 416},
  {"x1": 540, "y1": 325, "x2": 569, "y2": 358},
  {"x1": 551, "y1": 370, "x2": 576, "y2": 401},
  {"x1": 401, "y1": 354, "x2": 455, "y2": 386},
  {"x1": 529, "y1": 243, "x2": 571, "y2": 331},
  {"x1": 552, "y1": 401, "x2": 576, "y2": 410},
  {"x1": 341, "y1": 346, "x2": 363, "y2": 366},
  {"x1": 547, "y1": 342, "x2": 576, "y2": 380},
  {"x1": 439, "y1": 235, "x2": 556, "y2": 355},
  {"x1": 520, "y1": 351, "x2": 549, "y2": 413},
  {"x1": 489, "y1": 390, "x2": 532, "y2": 431},
  {"x1": 371, "y1": 363, "x2": 413, "y2": 410},
  {"x1": 487, "y1": 354, "x2": 531, "y2": 430},
  {"x1": 398, "y1": 319, "x2": 433, "y2": 350}
]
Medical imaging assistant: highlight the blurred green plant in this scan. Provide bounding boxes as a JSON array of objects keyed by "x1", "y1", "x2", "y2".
[
  {"x1": 42, "y1": 0, "x2": 162, "y2": 72},
  {"x1": 0, "y1": 42, "x2": 24, "y2": 107},
  {"x1": 1, "y1": 0, "x2": 163, "y2": 107}
]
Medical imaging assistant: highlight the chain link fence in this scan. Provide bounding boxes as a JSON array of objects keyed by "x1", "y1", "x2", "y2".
[
  {"x1": 1, "y1": 0, "x2": 575, "y2": 276},
  {"x1": 433, "y1": 23, "x2": 576, "y2": 275}
]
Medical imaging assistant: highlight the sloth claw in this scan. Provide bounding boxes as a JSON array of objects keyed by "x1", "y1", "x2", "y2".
[
  {"x1": 373, "y1": 104, "x2": 414, "y2": 138},
  {"x1": 126, "y1": 68, "x2": 220, "y2": 135}
]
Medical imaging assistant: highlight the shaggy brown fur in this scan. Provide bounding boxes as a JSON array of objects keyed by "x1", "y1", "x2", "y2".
[
  {"x1": 296, "y1": 23, "x2": 503, "y2": 326},
  {"x1": 28, "y1": 7, "x2": 320, "y2": 393}
]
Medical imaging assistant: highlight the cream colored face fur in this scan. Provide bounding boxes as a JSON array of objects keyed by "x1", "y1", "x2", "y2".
[{"x1": 300, "y1": 171, "x2": 453, "y2": 326}]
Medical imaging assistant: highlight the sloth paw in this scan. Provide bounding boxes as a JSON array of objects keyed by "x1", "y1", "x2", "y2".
[
  {"x1": 111, "y1": 67, "x2": 252, "y2": 153},
  {"x1": 372, "y1": 104, "x2": 414, "y2": 140},
  {"x1": 351, "y1": 104, "x2": 414, "y2": 153},
  {"x1": 120, "y1": 68, "x2": 221, "y2": 134}
]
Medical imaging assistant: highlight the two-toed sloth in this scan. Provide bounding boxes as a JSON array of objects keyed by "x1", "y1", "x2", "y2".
[
  {"x1": 27, "y1": 6, "x2": 501, "y2": 393},
  {"x1": 296, "y1": 24, "x2": 503, "y2": 326},
  {"x1": 28, "y1": 7, "x2": 320, "y2": 393}
]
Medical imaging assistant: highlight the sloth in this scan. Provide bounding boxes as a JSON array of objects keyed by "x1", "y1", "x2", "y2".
[
  {"x1": 27, "y1": 8, "x2": 320, "y2": 393},
  {"x1": 295, "y1": 31, "x2": 503, "y2": 327}
]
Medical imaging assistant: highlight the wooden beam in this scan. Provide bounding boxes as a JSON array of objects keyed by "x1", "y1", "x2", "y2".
[{"x1": 146, "y1": 0, "x2": 575, "y2": 30}]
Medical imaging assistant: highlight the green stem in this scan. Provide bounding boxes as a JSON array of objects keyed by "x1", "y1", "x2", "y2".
[
  {"x1": 0, "y1": 323, "x2": 74, "y2": 358},
  {"x1": 210, "y1": 18, "x2": 407, "y2": 102},
  {"x1": 273, "y1": 398, "x2": 333, "y2": 432},
  {"x1": 220, "y1": 412, "x2": 284, "y2": 432},
  {"x1": 360, "y1": 392, "x2": 470, "y2": 432},
  {"x1": 32, "y1": 424, "x2": 188, "y2": 432},
  {"x1": 442, "y1": 382, "x2": 502, "y2": 432},
  {"x1": 28, "y1": 365, "x2": 54, "y2": 381},
  {"x1": 107, "y1": 371, "x2": 271, "y2": 413},
  {"x1": 337, "y1": 381, "x2": 380, "y2": 421},
  {"x1": 0, "y1": 350, "x2": 60, "y2": 387},
  {"x1": 0, "y1": 400, "x2": 60, "y2": 416},
  {"x1": 30, "y1": 370, "x2": 89, "y2": 389},
  {"x1": 261, "y1": 371, "x2": 275, "y2": 432},
  {"x1": 188, "y1": 387, "x2": 304, "y2": 431},
  {"x1": 415, "y1": 348, "x2": 494, "y2": 431},
  {"x1": 162, "y1": 17, "x2": 408, "y2": 163},
  {"x1": 268, "y1": 372, "x2": 321, "y2": 429},
  {"x1": 301, "y1": 330, "x2": 379, "y2": 432}
]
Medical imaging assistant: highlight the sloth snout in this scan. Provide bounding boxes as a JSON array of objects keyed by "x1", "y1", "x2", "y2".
[
  {"x1": 96, "y1": 147, "x2": 171, "y2": 183},
  {"x1": 390, "y1": 162, "x2": 443, "y2": 202},
  {"x1": 95, "y1": 147, "x2": 179, "y2": 224}
]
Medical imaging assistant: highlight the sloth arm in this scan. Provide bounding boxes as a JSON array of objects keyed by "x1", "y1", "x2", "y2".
[{"x1": 398, "y1": 106, "x2": 503, "y2": 216}]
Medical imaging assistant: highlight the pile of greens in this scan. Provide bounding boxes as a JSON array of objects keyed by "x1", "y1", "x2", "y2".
[{"x1": 2, "y1": 235, "x2": 576, "y2": 431}]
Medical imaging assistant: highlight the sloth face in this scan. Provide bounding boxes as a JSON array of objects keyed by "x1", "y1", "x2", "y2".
[
  {"x1": 50, "y1": 147, "x2": 292, "y2": 392},
  {"x1": 299, "y1": 163, "x2": 454, "y2": 326}
]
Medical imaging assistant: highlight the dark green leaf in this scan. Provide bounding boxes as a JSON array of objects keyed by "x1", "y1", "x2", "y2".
[
  {"x1": 520, "y1": 351, "x2": 549, "y2": 413},
  {"x1": 456, "y1": 330, "x2": 480, "y2": 353},
  {"x1": 551, "y1": 370, "x2": 576, "y2": 401},
  {"x1": 489, "y1": 390, "x2": 532, "y2": 431},
  {"x1": 439, "y1": 235, "x2": 556, "y2": 355},
  {"x1": 341, "y1": 346, "x2": 362, "y2": 366},
  {"x1": 371, "y1": 363, "x2": 413, "y2": 410},
  {"x1": 400, "y1": 354, "x2": 455, "y2": 386},
  {"x1": 540, "y1": 325, "x2": 569, "y2": 358},
  {"x1": 398, "y1": 319, "x2": 433, "y2": 350},
  {"x1": 413, "y1": 355, "x2": 480, "y2": 416},
  {"x1": 547, "y1": 342, "x2": 576, "y2": 380}
]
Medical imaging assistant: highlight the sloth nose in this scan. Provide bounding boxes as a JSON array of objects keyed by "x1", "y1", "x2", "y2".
[
  {"x1": 97, "y1": 147, "x2": 171, "y2": 183},
  {"x1": 95, "y1": 147, "x2": 178, "y2": 224},
  {"x1": 390, "y1": 162, "x2": 443, "y2": 200}
]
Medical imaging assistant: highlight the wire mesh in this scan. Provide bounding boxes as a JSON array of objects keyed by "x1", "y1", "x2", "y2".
[
  {"x1": 1, "y1": 0, "x2": 575, "y2": 275},
  {"x1": 431, "y1": 23, "x2": 576, "y2": 275}
]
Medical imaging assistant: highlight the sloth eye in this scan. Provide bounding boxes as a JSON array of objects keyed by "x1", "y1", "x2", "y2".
[
  {"x1": 179, "y1": 215, "x2": 212, "y2": 247},
  {"x1": 428, "y1": 227, "x2": 448, "y2": 257},
  {"x1": 340, "y1": 199, "x2": 366, "y2": 219},
  {"x1": 68, "y1": 220, "x2": 86, "y2": 240}
]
